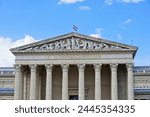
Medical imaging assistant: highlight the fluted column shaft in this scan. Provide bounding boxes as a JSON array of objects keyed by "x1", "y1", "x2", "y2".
[
  {"x1": 14, "y1": 65, "x2": 23, "y2": 100},
  {"x1": 110, "y1": 64, "x2": 118, "y2": 100},
  {"x1": 45, "y1": 64, "x2": 53, "y2": 100},
  {"x1": 29, "y1": 65, "x2": 37, "y2": 100},
  {"x1": 23, "y1": 71, "x2": 28, "y2": 100},
  {"x1": 78, "y1": 64, "x2": 85, "y2": 100},
  {"x1": 61, "y1": 64, "x2": 69, "y2": 100},
  {"x1": 127, "y1": 63, "x2": 134, "y2": 100},
  {"x1": 94, "y1": 64, "x2": 102, "y2": 100}
]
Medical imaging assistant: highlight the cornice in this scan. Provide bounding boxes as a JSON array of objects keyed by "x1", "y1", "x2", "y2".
[{"x1": 12, "y1": 49, "x2": 136, "y2": 54}]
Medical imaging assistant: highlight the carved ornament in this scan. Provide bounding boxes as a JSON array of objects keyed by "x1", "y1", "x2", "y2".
[{"x1": 22, "y1": 37, "x2": 124, "y2": 51}]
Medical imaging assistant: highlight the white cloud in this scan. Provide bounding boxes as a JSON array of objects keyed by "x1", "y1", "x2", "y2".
[
  {"x1": 120, "y1": 18, "x2": 132, "y2": 29},
  {"x1": 0, "y1": 35, "x2": 37, "y2": 67},
  {"x1": 58, "y1": 0, "x2": 85, "y2": 4},
  {"x1": 124, "y1": 19, "x2": 132, "y2": 24},
  {"x1": 78, "y1": 6, "x2": 91, "y2": 11},
  {"x1": 11, "y1": 35, "x2": 37, "y2": 48},
  {"x1": 104, "y1": 0, "x2": 114, "y2": 5},
  {"x1": 90, "y1": 28, "x2": 103, "y2": 38},
  {"x1": 90, "y1": 34, "x2": 101, "y2": 38},
  {"x1": 117, "y1": 33, "x2": 122, "y2": 40},
  {"x1": 104, "y1": 0, "x2": 144, "y2": 5},
  {"x1": 121, "y1": 0, "x2": 144, "y2": 4}
]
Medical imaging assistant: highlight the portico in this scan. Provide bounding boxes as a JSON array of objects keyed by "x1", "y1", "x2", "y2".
[{"x1": 10, "y1": 32, "x2": 137, "y2": 100}]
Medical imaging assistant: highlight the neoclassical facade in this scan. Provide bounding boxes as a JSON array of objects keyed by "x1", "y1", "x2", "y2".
[
  {"x1": 1, "y1": 66, "x2": 150, "y2": 100},
  {"x1": 9, "y1": 32, "x2": 138, "y2": 100}
]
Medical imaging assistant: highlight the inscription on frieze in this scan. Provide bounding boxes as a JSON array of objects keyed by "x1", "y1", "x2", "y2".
[{"x1": 50, "y1": 53, "x2": 102, "y2": 60}]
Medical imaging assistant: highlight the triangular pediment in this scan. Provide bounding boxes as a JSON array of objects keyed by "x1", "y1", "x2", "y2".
[{"x1": 10, "y1": 32, "x2": 137, "y2": 54}]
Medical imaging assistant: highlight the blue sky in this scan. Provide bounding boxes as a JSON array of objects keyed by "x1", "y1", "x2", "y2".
[{"x1": 0, "y1": 0, "x2": 150, "y2": 66}]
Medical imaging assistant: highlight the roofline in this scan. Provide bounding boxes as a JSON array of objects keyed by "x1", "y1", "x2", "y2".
[
  {"x1": 10, "y1": 32, "x2": 138, "y2": 56},
  {"x1": 10, "y1": 32, "x2": 138, "y2": 50}
]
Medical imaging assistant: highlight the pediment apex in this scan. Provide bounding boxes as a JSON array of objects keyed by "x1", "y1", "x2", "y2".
[{"x1": 10, "y1": 32, "x2": 138, "y2": 54}]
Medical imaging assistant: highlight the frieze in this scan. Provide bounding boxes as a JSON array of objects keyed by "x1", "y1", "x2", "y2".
[
  {"x1": 0, "y1": 81, "x2": 14, "y2": 88},
  {"x1": 48, "y1": 53, "x2": 102, "y2": 60},
  {"x1": 134, "y1": 79, "x2": 150, "y2": 83},
  {"x1": 22, "y1": 37, "x2": 124, "y2": 51},
  {"x1": 134, "y1": 79, "x2": 150, "y2": 89}
]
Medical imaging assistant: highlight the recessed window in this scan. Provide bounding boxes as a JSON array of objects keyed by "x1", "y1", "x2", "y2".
[{"x1": 69, "y1": 95, "x2": 78, "y2": 100}]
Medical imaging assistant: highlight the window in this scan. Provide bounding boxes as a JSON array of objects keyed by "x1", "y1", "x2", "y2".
[{"x1": 69, "y1": 95, "x2": 78, "y2": 100}]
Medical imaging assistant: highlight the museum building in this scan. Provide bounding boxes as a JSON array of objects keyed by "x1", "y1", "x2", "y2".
[{"x1": 0, "y1": 32, "x2": 150, "y2": 100}]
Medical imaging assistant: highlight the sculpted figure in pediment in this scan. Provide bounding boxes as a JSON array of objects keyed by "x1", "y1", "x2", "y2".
[
  {"x1": 46, "y1": 43, "x2": 54, "y2": 50},
  {"x1": 54, "y1": 41, "x2": 61, "y2": 50},
  {"x1": 78, "y1": 40, "x2": 87, "y2": 49},
  {"x1": 59, "y1": 39, "x2": 71, "y2": 50},
  {"x1": 39, "y1": 44, "x2": 49, "y2": 50},
  {"x1": 21, "y1": 37, "x2": 127, "y2": 51},
  {"x1": 71, "y1": 38, "x2": 76, "y2": 49}
]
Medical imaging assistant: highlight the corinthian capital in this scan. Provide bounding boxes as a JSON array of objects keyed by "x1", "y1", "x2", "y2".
[
  {"x1": 14, "y1": 64, "x2": 21, "y2": 72},
  {"x1": 110, "y1": 63, "x2": 118, "y2": 71},
  {"x1": 14, "y1": 64, "x2": 21, "y2": 69},
  {"x1": 61, "y1": 64, "x2": 69, "y2": 72},
  {"x1": 77, "y1": 64, "x2": 85, "y2": 72},
  {"x1": 29, "y1": 64, "x2": 37, "y2": 72},
  {"x1": 126, "y1": 63, "x2": 134, "y2": 71},
  {"x1": 93, "y1": 64, "x2": 102, "y2": 72},
  {"x1": 45, "y1": 64, "x2": 53, "y2": 70}
]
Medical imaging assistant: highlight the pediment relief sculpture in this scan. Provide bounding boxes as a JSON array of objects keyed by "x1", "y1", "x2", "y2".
[
  {"x1": 22, "y1": 37, "x2": 126, "y2": 51},
  {"x1": 10, "y1": 33, "x2": 137, "y2": 54}
]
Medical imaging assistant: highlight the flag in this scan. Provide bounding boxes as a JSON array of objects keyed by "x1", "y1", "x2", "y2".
[{"x1": 73, "y1": 25, "x2": 78, "y2": 31}]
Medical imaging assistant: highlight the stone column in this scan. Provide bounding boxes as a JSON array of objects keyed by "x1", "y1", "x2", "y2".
[
  {"x1": 94, "y1": 64, "x2": 102, "y2": 100},
  {"x1": 29, "y1": 65, "x2": 37, "y2": 100},
  {"x1": 38, "y1": 75, "x2": 41, "y2": 100},
  {"x1": 61, "y1": 64, "x2": 69, "y2": 100},
  {"x1": 78, "y1": 64, "x2": 85, "y2": 100},
  {"x1": 45, "y1": 64, "x2": 53, "y2": 100},
  {"x1": 27, "y1": 73, "x2": 30, "y2": 99},
  {"x1": 110, "y1": 64, "x2": 118, "y2": 100},
  {"x1": 14, "y1": 65, "x2": 23, "y2": 100},
  {"x1": 36, "y1": 70, "x2": 40, "y2": 100},
  {"x1": 23, "y1": 71, "x2": 28, "y2": 100},
  {"x1": 127, "y1": 63, "x2": 134, "y2": 100}
]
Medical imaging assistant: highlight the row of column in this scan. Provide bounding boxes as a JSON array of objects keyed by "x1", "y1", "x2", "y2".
[{"x1": 14, "y1": 63, "x2": 134, "y2": 100}]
